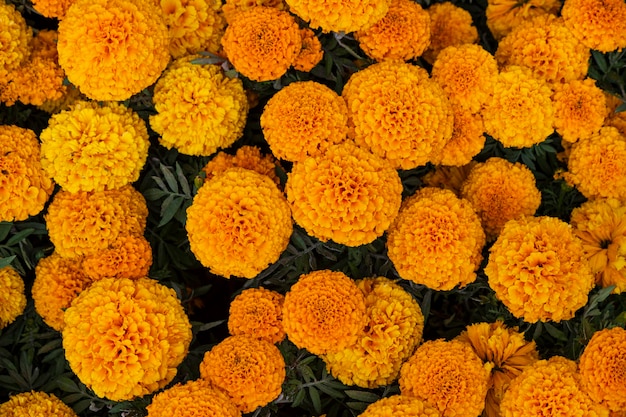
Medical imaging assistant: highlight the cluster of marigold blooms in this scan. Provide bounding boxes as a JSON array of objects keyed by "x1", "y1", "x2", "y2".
[{"x1": 1, "y1": 0, "x2": 626, "y2": 415}]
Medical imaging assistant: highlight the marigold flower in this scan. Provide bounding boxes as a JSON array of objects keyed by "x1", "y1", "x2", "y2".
[
  {"x1": 483, "y1": 66, "x2": 554, "y2": 148},
  {"x1": 293, "y1": 29, "x2": 324, "y2": 72},
  {"x1": 57, "y1": 0, "x2": 170, "y2": 101},
  {"x1": 605, "y1": 94, "x2": 626, "y2": 137},
  {"x1": 0, "y1": 2, "x2": 31, "y2": 84},
  {"x1": 342, "y1": 61, "x2": 454, "y2": 169},
  {"x1": 562, "y1": 0, "x2": 626, "y2": 53},
  {"x1": 323, "y1": 277, "x2": 424, "y2": 388},
  {"x1": 150, "y1": 58, "x2": 249, "y2": 156},
  {"x1": 0, "y1": 391, "x2": 78, "y2": 417},
  {"x1": 81, "y1": 235, "x2": 153, "y2": 281},
  {"x1": 421, "y1": 163, "x2": 476, "y2": 196},
  {"x1": 399, "y1": 339, "x2": 491, "y2": 417},
  {"x1": 0, "y1": 56, "x2": 66, "y2": 106},
  {"x1": 228, "y1": 287, "x2": 285, "y2": 344},
  {"x1": 37, "y1": 84, "x2": 85, "y2": 114},
  {"x1": 387, "y1": 187, "x2": 485, "y2": 291},
  {"x1": 221, "y1": 7, "x2": 301, "y2": 81},
  {"x1": 360, "y1": 395, "x2": 441, "y2": 417},
  {"x1": 423, "y1": 2, "x2": 478, "y2": 63},
  {"x1": 285, "y1": 0, "x2": 391, "y2": 33},
  {"x1": 30, "y1": 0, "x2": 74, "y2": 18},
  {"x1": 485, "y1": 216, "x2": 595, "y2": 323},
  {"x1": 435, "y1": 107, "x2": 485, "y2": 167},
  {"x1": 186, "y1": 168, "x2": 292, "y2": 278},
  {"x1": 199, "y1": 335, "x2": 286, "y2": 413},
  {"x1": 202, "y1": 146, "x2": 281, "y2": 185},
  {"x1": 146, "y1": 379, "x2": 241, "y2": 417},
  {"x1": 63, "y1": 277, "x2": 192, "y2": 401},
  {"x1": 486, "y1": 0, "x2": 560, "y2": 40},
  {"x1": 552, "y1": 78, "x2": 607, "y2": 143},
  {"x1": 285, "y1": 141, "x2": 402, "y2": 246},
  {"x1": 282, "y1": 270, "x2": 367, "y2": 355},
  {"x1": 0, "y1": 266, "x2": 26, "y2": 330},
  {"x1": 221, "y1": 0, "x2": 286, "y2": 22}
]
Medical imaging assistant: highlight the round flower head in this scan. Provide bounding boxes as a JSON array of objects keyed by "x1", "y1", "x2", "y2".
[
  {"x1": 360, "y1": 395, "x2": 441, "y2": 417},
  {"x1": 199, "y1": 335, "x2": 286, "y2": 413},
  {"x1": 150, "y1": 59, "x2": 249, "y2": 156},
  {"x1": 293, "y1": 28, "x2": 324, "y2": 72},
  {"x1": 30, "y1": 0, "x2": 74, "y2": 18},
  {"x1": 222, "y1": 0, "x2": 286, "y2": 23},
  {"x1": 0, "y1": 266, "x2": 26, "y2": 330},
  {"x1": 605, "y1": 93, "x2": 626, "y2": 137},
  {"x1": 0, "y1": 391, "x2": 78, "y2": 417},
  {"x1": 202, "y1": 146, "x2": 281, "y2": 186},
  {"x1": 421, "y1": 163, "x2": 476, "y2": 196},
  {"x1": 485, "y1": 216, "x2": 595, "y2": 323},
  {"x1": 460, "y1": 158, "x2": 542, "y2": 239},
  {"x1": 282, "y1": 270, "x2": 367, "y2": 355},
  {"x1": 261, "y1": 81, "x2": 349, "y2": 163},
  {"x1": 221, "y1": 6, "x2": 301, "y2": 81},
  {"x1": 228, "y1": 287, "x2": 285, "y2": 344},
  {"x1": 37, "y1": 83, "x2": 85, "y2": 115},
  {"x1": 0, "y1": 2, "x2": 31, "y2": 84},
  {"x1": 423, "y1": 2, "x2": 478, "y2": 64},
  {"x1": 62, "y1": 277, "x2": 192, "y2": 401},
  {"x1": 355, "y1": 0, "x2": 431, "y2": 62},
  {"x1": 186, "y1": 168, "x2": 292, "y2": 278},
  {"x1": 342, "y1": 60, "x2": 454, "y2": 170},
  {"x1": 147, "y1": 379, "x2": 241, "y2": 417},
  {"x1": 483, "y1": 65, "x2": 555, "y2": 148},
  {"x1": 285, "y1": 141, "x2": 402, "y2": 246},
  {"x1": 386, "y1": 187, "x2": 485, "y2": 291},
  {"x1": 0, "y1": 55, "x2": 66, "y2": 107},
  {"x1": 285, "y1": 0, "x2": 391, "y2": 33},
  {"x1": 553, "y1": 78, "x2": 607, "y2": 143},
  {"x1": 436, "y1": 107, "x2": 486, "y2": 167},
  {"x1": 579, "y1": 327, "x2": 626, "y2": 412},
  {"x1": 486, "y1": 0, "x2": 561, "y2": 40},
  {"x1": 399, "y1": 339, "x2": 491, "y2": 417},
  {"x1": 323, "y1": 277, "x2": 424, "y2": 388},
  {"x1": 81, "y1": 234, "x2": 153, "y2": 281},
  {"x1": 562, "y1": 0, "x2": 626, "y2": 53}
]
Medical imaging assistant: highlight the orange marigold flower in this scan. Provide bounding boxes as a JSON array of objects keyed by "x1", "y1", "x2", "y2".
[
  {"x1": 360, "y1": 395, "x2": 441, "y2": 417},
  {"x1": 57, "y1": 0, "x2": 170, "y2": 101},
  {"x1": 342, "y1": 60, "x2": 454, "y2": 169},
  {"x1": 146, "y1": 379, "x2": 241, "y2": 417},
  {"x1": 293, "y1": 28, "x2": 324, "y2": 72},
  {"x1": 261, "y1": 81, "x2": 348, "y2": 163},
  {"x1": 553, "y1": 78, "x2": 607, "y2": 143},
  {"x1": 387, "y1": 187, "x2": 485, "y2": 291},
  {"x1": 323, "y1": 277, "x2": 424, "y2": 388},
  {"x1": 0, "y1": 56, "x2": 66, "y2": 106},
  {"x1": 202, "y1": 146, "x2": 281, "y2": 185},
  {"x1": 483, "y1": 65, "x2": 555, "y2": 148},
  {"x1": 199, "y1": 335, "x2": 286, "y2": 413},
  {"x1": 399, "y1": 339, "x2": 491, "y2": 417},
  {"x1": 485, "y1": 216, "x2": 595, "y2": 323},
  {"x1": 0, "y1": 2, "x2": 31, "y2": 84},
  {"x1": 81, "y1": 234, "x2": 152, "y2": 281},
  {"x1": 285, "y1": 0, "x2": 391, "y2": 33},
  {"x1": 186, "y1": 168, "x2": 292, "y2": 278},
  {"x1": 30, "y1": 0, "x2": 74, "y2": 19},
  {"x1": 282, "y1": 270, "x2": 367, "y2": 355},
  {"x1": 221, "y1": 6, "x2": 301, "y2": 81},
  {"x1": 421, "y1": 163, "x2": 476, "y2": 196},
  {"x1": 285, "y1": 141, "x2": 402, "y2": 246},
  {"x1": 37, "y1": 84, "x2": 85, "y2": 114},
  {"x1": 228, "y1": 287, "x2": 285, "y2": 344},
  {"x1": 355, "y1": 0, "x2": 430, "y2": 62},
  {"x1": 221, "y1": 0, "x2": 286, "y2": 23},
  {"x1": 486, "y1": 0, "x2": 560, "y2": 40},
  {"x1": 0, "y1": 391, "x2": 78, "y2": 417},
  {"x1": 460, "y1": 158, "x2": 542, "y2": 239},
  {"x1": 150, "y1": 58, "x2": 249, "y2": 156},
  {"x1": 562, "y1": 0, "x2": 626, "y2": 53},
  {"x1": 0, "y1": 266, "x2": 26, "y2": 330},
  {"x1": 605, "y1": 94, "x2": 626, "y2": 137},
  {"x1": 63, "y1": 277, "x2": 192, "y2": 401},
  {"x1": 423, "y1": 2, "x2": 478, "y2": 64},
  {"x1": 435, "y1": 107, "x2": 485, "y2": 167}
]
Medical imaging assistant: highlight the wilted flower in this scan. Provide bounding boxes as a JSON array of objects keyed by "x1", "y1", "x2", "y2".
[
  {"x1": 0, "y1": 266, "x2": 26, "y2": 330},
  {"x1": 285, "y1": 0, "x2": 391, "y2": 33},
  {"x1": 360, "y1": 395, "x2": 441, "y2": 417},
  {"x1": 202, "y1": 146, "x2": 281, "y2": 185},
  {"x1": 423, "y1": 2, "x2": 478, "y2": 63},
  {"x1": 553, "y1": 78, "x2": 607, "y2": 143},
  {"x1": 293, "y1": 29, "x2": 324, "y2": 72},
  {"x1": 147, "y1": 379, "x2": 241, "y2": 417},
  {"x1": 0, "y1": 391, "x2": 77, "y2": 417},
  {"x1": 561, "y1": 0, "x2": 626, "y2": 53},
  {"x1": 228, "y1": 287, "x2": 285, "y2": 344}
]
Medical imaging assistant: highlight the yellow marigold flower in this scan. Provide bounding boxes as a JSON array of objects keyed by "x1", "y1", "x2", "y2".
[
  {"x1": 360, "y1": 395, "x2": 441, "y2": 417},
  {"x1": 460, "y1": 158, "x2": 542, "y2": 239},
  {"x1": 486, "y1": 0, "x2": 560, "y2": 40},
  {"x1": 421, "y1": 163, "x2": 476, "y2": 196},
  {"x1": 186, "y1": 168, "x2": 292, "y2": 278},
  {"x1": 63, "y1": 277, "x2": 192, "y2": 401},
  {"x1": 605, "y1": 94, "x2": 626, "y2": 137},
  {"x1": 32, "y1": 252, "x2": 92, "y2": 332},
  {"x1": 0, "y1": 2, "x2": 31, "y2": 84},
  {"x1": 150, "y1": 59, "x2": 249, "y2": 156},
  {"x1": 81, "y1": 234, "x2": 153, "y2": 281},
  {"x1": 31, "y1": 0, "x2": 74, "y2": 19},
  {"x1": 387, "y1": 187, "x2": 485, "y2": 291},
  {"x1": 483, "y1": 65, "x2": 555, "y2": 148},
  {"x1": 0, "y1": 56, "x2": 66, "y2": 106},
  {"x1": 293, "y1": 29, "x2": 324, "y2": 72},
  {"x1": 146, "y1": 379, "x2": 241, "y2": 417},
  {"x1": 285, "y1": 141, "x2": 402, "y2": 246},
  {"x1": 261, "y1": 81, "x2": 348, "y2": 163},
  {"x1": 579, "y1": 327, "x2": 626, "y2": 412},
  {"x1": 456, "y1": 321, "x2": 539, "y2": 417},
  {"x1": 562, "y1": 0, "x2": 626, "y2": 53},
  {"x1": 0, "y1": 391, "x2": 78, "y2": 417},
  {"x1": 435, "y1": 107, "x2": 485, "y2": 167},
  {"x1": 221, "y1": 6, "x2": 301, "y2": 81},
  {"x1": 202, "y1": 146, "x2": 280, "y2": 185},
  {"x1": 0, "y1": 266, "x2": 26, "y2": 330},
  {"x1": 399, "y1": 339, "x2": 491, "y2": 417},
  {"x1": 423, "y1": 2, "x2": 478, "y2": 64},
  {"x1": 282, "y1": 270, "x2": 367, "y2": 355},
  {"x1": 355, "y1": 0, "x2": 430, "y2": 62},
  {"x1": 323, "y1": 277, "x2": 424, "y2": 388},
  {"x1": 485, "y1": 216, "x2": 595, "y2": 323},
  {"x1": 57, "y1": 0, "x2": 170, "y2": 101},
  {"x1": 342, "y1": 60, "x2": 454, "y2": 170},
  {"x1": 500, "y1": 356, "x2": 606, "y2": 417},
  {"x1": 228, "y1": 287, "x2": 285, "y2": 344},
  {"x1": 553, "y1": 78, "x2": 607, "y2": 143},
  {"x1": 199, "y1": 335, "x2": 286, "y2": 413},
  {"x1": 285, "y1": 0, "x2": 391, "y2": 33}
]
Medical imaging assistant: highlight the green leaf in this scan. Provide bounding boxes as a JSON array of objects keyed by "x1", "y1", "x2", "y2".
[
  {"x1": 158, "y1": 196, "x2": 184, "y2": 227},
  {"x1": 56, "y1": 376, "x2": 80, "y2": 393},
  {"x1": 346, "y1": 401, "x2": 370, "y2": 412},
  {"x1": 615, "y1": 102, "x2": 626, "y2": 113},
  {"x1": 194, "y1": 320, "x2": 225, "y2": 333},
  {"x1": 160, "y1": 164, "x2": 179, "y2": 193},
  {"x1": 344, "y1": 390, "x2": 380, "y2": 403},
  {"x1": 543, "y1": 322, "x2": 568, "y2": 342},
  {"x1": 6, "y1": 228, "x2": 34, "y2": 246},
  {"x1": 592, "y1": 50, "x2": 609, "y2": 73},
  {"x1": 309, "y1": 386, "x2": 322, "y2": 415},
  {"x1": 72, "y1": 399, "x2": 92, "y2": 414},
  {"x1": 0, "y1": 222, "x2": 12, "y2": 242},
  {"x1": 176, "y1": 162, "x2": 191, "y2": 197},
  {"x1": 292, "y1": 387, "x2": 306, "y2": 408},
  {"x1": 143, "y1": 188, "x2": 169, "y2": 201},
  {"x1": 0, "y1": 255, "x2": 16, "y2": 269}
]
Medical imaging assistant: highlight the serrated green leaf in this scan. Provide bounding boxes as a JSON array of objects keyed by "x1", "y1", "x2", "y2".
[
  {"x1": 592, "y1": 50, "x2": 609, "y2": 73},
  {"x1": 316, "y1": 382, "x2": 344, "y2": 399},
  {"x1": 344, "y1": 390, "x2": 380, "y2": 403},
  {"x1": 62, "y1": 393, "x2": 86, "y2": 404},
  {"x1": 300, "y1": 365, "x2": 315, "y2": 383},
  {"x1": 346, "y1": 401, "x2": 370, "y2": 411},
  {"x1": 616, "y1": 102, "x2": 626, "y2": 113},
  {"x1": 309, "y1": 386, "x2": 322, "y2": 415},
  {"x1": 160, "y1": 164, "x2": 179, "y2": 193}
]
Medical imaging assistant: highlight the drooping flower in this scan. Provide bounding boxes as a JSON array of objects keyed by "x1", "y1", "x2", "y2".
[
  {"x1": 228, "y1": 287, "x2": 285, "y2": 344},
  {"x1": 81, "y1": 234, "x2": 153, "y2": 281},
  {"x1": 282, "y1": 270, "x2": 367, "y2": 355},
  {"x1": 285, "y1": 0, "x2": 391, "y2": 33},
  {"x1": 561, "y1": 0, "x2": 626, "y2": 53},
  {"x1": 423, "y1": 2, "x2": 478, "y2": 64},
  {"x1": 0, "y1": 2, "x2": 31, "y2": 84},
  {"x1": 421, "y1": 163, "x2": 476, "y2": 196},
  {"x1": 486, "y1": 0, "x2": 561, "y2": 40},
  {"x1": 360, "y1": 395, "x2": 441, "y2": 417},
  {"x1": 199, "y1": 335, "x2": 286, "y2": 413},
  {"x1": 293, "y1": 28, "x2": 324, "y2": 72},
  {"x1": 553, "y1": 78, "x2": 607, "y2": 143},
  {"x1": 62, "y1": 277, "x2": 192, "y2": 401},
  {"x1": 0, "y1": 266, "x2": 26, "y2": 330},
  {"x1": 0, "y1": 391, "x2": 78, "y2": 417},
  {"x1": 146, "y1": 379, "x2": 241, "y2": 417},
  {"x1": 202, "y1": 146, "x2": 281, "y2": 186},
  {"x1": 435, "y1": 107, "x2": 486, "y2": 167}
]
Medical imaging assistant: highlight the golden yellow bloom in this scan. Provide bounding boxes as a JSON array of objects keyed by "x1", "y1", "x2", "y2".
[
  {"x1": 63, "y1": 277, "x2": 192, "y2": 401},
  {"x1": 0, "y1": 56, "x2": 66, "y2": 106},
  {"x1": 57, "y1": 0, "x2": 170, "y2": 101},
  {"x1": 221, "y1": 6, "x2": 301, "y2": 81},
  {"x1": 282, "y1": 270, "x2": 367, "y2": 355},
  {"x1": 293, "y1": 29, "x2": 324, "y2": 72},
  {"x1": 0, "y1": 391, "x2": 78, "y2": 417},
  {"x1": 221, "y1": 0, "x2": 286, "y2": 23},
  {"x1": 285, "y1": 0, "x2": 391, "y2": 33},
  {"x1": 342, "y1": 60, "x2": 454, "y2": 169},
  {"x1": 423, "y1": 2, "x2": 478, "y2": 64},
  {"x1": 562, "y1": 0, "x2": 626, "y2": 53},
  {"x1": 485, "y1": 216, "x2": 595, "y2": 323},
  {"x1": 460, "y1": 158, "x2": 542, "y2": 239},
  {"x1": 286, "y1": 141, "x2": 402, "y2": 246},
  {"x1": 31, "y1": 0, "x2": 74, "y2": 18},
  {"x1": 147, "y1": 379, "x2": 241, "y2": 417},
  {"x1": 0, "y1": 266, "x2": 26, "y2": 330},
  {"x1": 483, "y1": 65, "x2": 555, "y2": 148},
  {"x1": 553, "y1": 78, "x2": 607, "y2": 143},
  {"x1": 399, "y1": 339, "x2": 491, "y2": 417},
  {"x1": 360, "y1": 395, "x2": 441, "y2": 417},
  {"x1": 199, "y1": 335, "x2": 285, "y2": 413},
  {"x1": 323, "y1": 277, "x2": 424, "y2": 388},
  {"x1": 355, "y1": 0, "x2": 430, "y2": 62},
  {"x1": 436, "y1": 107, "x2": 485, "y2": 167},
  {"x1": 186, "y1": 168, "x2": 292, "y2": 278},
  {"x1": 0, "y1": 2, "x2": 31, "y2": 84},
  {"x1": 486, "y1": 0, "x2": 560, "y2": 40},
  {"x1": 150, "y1": 58, "x2": 249, "y2": 156},
  {"x1": 81, "y1": 234, "x2": 152, "y2": 281},
  {"x1": 202, "y1": 146, "x2": 280, "y2": 185},
  {"x1": 387, "y1": 187, "x2": 485, "y2": 291},
  {"x1": 228, "y1": 287, "x2": 285, "y2": 344},
  {"x1": 605, "y1": 94, "x2": 626, "y2": 137},
  {"x1": 421, "y1": 163, "x2": 476, "y2": 196}
]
